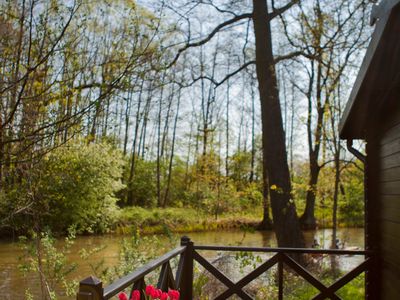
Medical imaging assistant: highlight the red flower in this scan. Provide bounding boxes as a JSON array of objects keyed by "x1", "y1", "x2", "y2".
[
  {"x1": 150, "y1": 288, "x2": 162, "y2": 299},
  {"x1": 131, "y1": 290, "x2": 140, "y2": 300},
  {"x1": 143, "y1": 285, "x2": 179, "y2": 300},
  {"x1": 145, "y1": 285, "x2": 155, "y2": 296},
  {"x1": 118, "y1": 292, "x2": 129, "y2": 300},
  {"x1": 168, "y1": 289, "x2": 180, "y2": 300},
  {"x1": 157, "y1": 289, "x2": 163, "y2": 298}
]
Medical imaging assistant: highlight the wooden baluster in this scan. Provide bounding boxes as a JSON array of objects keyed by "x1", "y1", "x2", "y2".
[
  {"x1": 179, "y1": 236, "x2": 193, "y2": 299},
  {"x1": 130, "y1": 277, "x2": 146, "y2": 299},
  {"x1": 158, "y1": 262, "x2": 176, "y2": 291},
  {"x1": 76, "y1": 276, "x2": 103, "y2": 300},
  {"x1": 175, "y1": 249, "x2": 185, "y2": 289},
  {"x1": 278, "y1": 254, "x2": 283, "y2": 300}
]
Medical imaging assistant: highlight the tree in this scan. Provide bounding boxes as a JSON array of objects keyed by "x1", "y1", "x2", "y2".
[
  {"x1": 280, "y1": 0, "x2": 369, "y2": 228},
  {"x1": 252, "y1": 0, "x2": 304, "y2": 247},
  {"x1": 165, "y1": 0, "x2": 304, "y2": 247}
]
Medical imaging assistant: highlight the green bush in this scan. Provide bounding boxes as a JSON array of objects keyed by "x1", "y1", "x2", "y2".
[
  {"x1": 18, "y1": 230, "x2": 78, "y2": 299},
  {"x1": 119, "y1": 206, "x2": 201, "y2": 228},
  {"x1": 125, "y1": 158, "x2": 158, "y2": 207},
  {"x1": 238, "y1": 182, "x2": 263, "y2": 209},
  {"x1": 293, "y1": 162, "x2": 364, "y2": 227},
  {"x1": 37, "y1": 141, "x2": 125, "y2": 233},
  {"x1": 339, "y1": 165, "x2": 364, "y2": 227}
]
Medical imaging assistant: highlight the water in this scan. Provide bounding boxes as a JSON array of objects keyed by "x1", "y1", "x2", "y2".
[{"x1": 0, "y1": 228, "x2": 364, "y2": 299}]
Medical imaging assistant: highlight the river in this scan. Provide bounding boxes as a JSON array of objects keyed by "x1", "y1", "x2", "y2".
[{"x1": 0, "y1": 228, "x2": 364, "y2": 299}]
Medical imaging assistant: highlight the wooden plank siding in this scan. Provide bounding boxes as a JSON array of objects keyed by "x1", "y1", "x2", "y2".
[
  {"x1": 382, "y1": 275, "x2": 400, "y2": 299},
  {"x1": 379, "y1": 167, "x2": 400, "y2": 182},
  {"x1": 377, "y1": 103, "x2": 400, "y2": 299}
]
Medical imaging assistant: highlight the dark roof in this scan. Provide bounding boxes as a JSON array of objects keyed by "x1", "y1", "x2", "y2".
[{"x1": 339, "y1": 0, "x2": 400, "y2": 139}]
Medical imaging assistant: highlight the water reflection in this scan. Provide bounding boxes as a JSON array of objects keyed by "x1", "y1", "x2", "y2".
[{"x1": 0, "y1": 228, "x2": 364, "y2": 299}]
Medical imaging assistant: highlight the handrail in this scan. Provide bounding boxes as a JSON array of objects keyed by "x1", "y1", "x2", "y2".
[
  {"x1": 193, "y1": 245, "x2": 369, "y2": 256},
  {"x1": 103, "y1": 246, "x2": 186, "y2": 299}
]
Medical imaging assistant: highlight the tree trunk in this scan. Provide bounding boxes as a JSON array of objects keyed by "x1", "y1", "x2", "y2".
[
  {"x1": 258, "y1": 168, "x2": 273, "y2": 229},
  {"x1": 225, "y1": 61, "x2": 230, "y2": 178},
  {"x1": 300, "y1": 157, "x2": 320, "y2": 229},
  {"x1": 331, "y1": 151, "x2": 340, "y2": 249},
  {"x1": 163, "y1": 84, "x2": 181, "y2": 207},
  {"x1": 138, "y1": 81, "x2": 153, "y2": 159},
  {"x1": 0, "y1": 115, "x2": 3, "y2": 189},
  {"x1": 123, "y1": 87, "x2": 133, "y2": 156},
  {"x1": 300, "y1": 59, "x2": 323, "y2": 230},
  {"x1": 156, "y1": 73, "x2": 167, "y2": 207},
  {"x1": 252, "y1": 0, "x2": 304, "y2": 248},
  {"x1": 249, "y1": 79, "x2": 256, "y2": 182},
  {"x1": 127, "y1": 79, "x2": 145, "y2": 205}
]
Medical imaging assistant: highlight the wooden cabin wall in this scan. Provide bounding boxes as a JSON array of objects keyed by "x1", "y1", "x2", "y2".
[{"x1": 375, "y1": 98, "x2": 400, "y2": 299}]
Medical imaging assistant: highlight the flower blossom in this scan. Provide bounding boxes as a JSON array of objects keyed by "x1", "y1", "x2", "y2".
[
  {"x1": 118, "y1": 292, "x2": 129, "y2": 300},
  {"x1": 131, "y1": 290, "x2": 141, "y2": 300}
]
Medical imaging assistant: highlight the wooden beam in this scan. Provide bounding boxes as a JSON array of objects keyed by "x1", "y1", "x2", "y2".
[
  {"x1": 193, "y1": 251, "x2": 253, "y2": 300},
  {"x1": 371, "y1": 0, "x2": 400, "y2": 25},
  {"x1": 312, "y1": 259, "x2": 371, "y2": 300},
  {"x1": 281, "y1": 254, "x2": 341, "y2": 300},
  {"x1": 215, "y1": 253, "x2": 281, "y2": 299}
]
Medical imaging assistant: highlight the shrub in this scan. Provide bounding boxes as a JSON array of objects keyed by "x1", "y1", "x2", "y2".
[
  {"x1": 37, "y1": 141, "x2": 124, "y2": 233},
  {"x1": 20, "y1": 143, "x2": 123, "y2": 232},
  {"x1": 125, "y1": 158, "x2": 158, "y2": 207}
]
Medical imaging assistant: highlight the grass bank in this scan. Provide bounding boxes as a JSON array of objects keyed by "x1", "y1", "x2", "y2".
[
  {"x1": 113, "y1": 206, "x2": 363, "y2": 237},
  {"x1": 114, "y1": 206, "x2": 263, "y2": 235}
]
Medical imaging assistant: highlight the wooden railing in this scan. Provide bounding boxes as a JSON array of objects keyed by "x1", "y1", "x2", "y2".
[
  {"x1": 76, "y1": 236, "x2": 371, "y2": 300},
  {"x1": 76, "y1": 236, "x2": 193, "y2": 300}
]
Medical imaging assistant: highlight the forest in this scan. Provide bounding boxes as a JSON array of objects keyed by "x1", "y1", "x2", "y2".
[
  {"x1": 0, "y1": 0, "x2": 374, "y2": 298},
  {"x1": 0, "y1": 0, "x2": 369, "y2": 239}
]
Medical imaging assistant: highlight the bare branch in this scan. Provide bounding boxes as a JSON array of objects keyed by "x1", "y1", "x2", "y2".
[
  {"x1": 274, "y1": 51, "x2": 314, "y2": 64},
  {"x1": 268, "y1": 0, "x2": 300, "y2": 20},
  {"x1": 167, "y1": 13, "x2": 252, "y2": 68},
  {"x1": 201, "y1": 0, "x2": 239, "y2": 17},
  {"x1": 215, "y1": 60, "x2": 255, "y2": 87},
  {"x1": 182, "y1": 60, "x2": 255, "y2": 88}
]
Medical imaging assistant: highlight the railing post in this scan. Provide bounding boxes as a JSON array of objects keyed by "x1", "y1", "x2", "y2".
[
  {"x1": 365, "y1": 254, "x2": 376, "y2": 300},
  {"x1": 76, "y1": 276, "x2": 103, "y2": 300},
  {"x1": 180, "y1": 236, "x2": 193, "y2": 300}
]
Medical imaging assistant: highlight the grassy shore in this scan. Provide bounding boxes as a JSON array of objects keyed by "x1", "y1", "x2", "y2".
[
  {"x1": 113, "y1": 206, "x2": 363, "y2": 236},
  {"x1": 114, "y1": 206, "x2": 263, "y2": 235}
]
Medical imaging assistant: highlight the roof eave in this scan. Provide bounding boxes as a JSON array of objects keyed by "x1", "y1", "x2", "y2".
[{"x1": 339, "y1": 0, "x2": 400, "y2": 140}]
